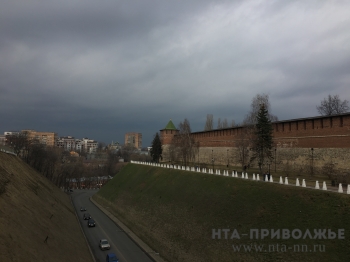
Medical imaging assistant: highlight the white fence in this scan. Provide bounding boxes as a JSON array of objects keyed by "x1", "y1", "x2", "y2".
[
  {"x1": 0, "y1": 148, "x2": 16, "y2": 156},
  {"x1": 130, "y1": 161, "x2": 350, "y2": 195}
]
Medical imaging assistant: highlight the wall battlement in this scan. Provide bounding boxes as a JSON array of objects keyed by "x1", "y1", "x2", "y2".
[{"x1": 160, "y1": 113, "x2": 350, "y2": 170}]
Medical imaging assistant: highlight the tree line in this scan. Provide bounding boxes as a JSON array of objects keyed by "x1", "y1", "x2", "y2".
[{"x1": 4, "y1": 133, "x2": 150, "y2": 189}]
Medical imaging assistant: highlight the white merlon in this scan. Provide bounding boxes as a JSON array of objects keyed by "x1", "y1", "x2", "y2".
[
  {"x1": 322, "y1": 181, "x2": 327, "y2": 191},
  {"x1": 338, "y1": 183, "x2": 343, "y2": 193},
  {"x1": 315, "y1": 181, "x2": 320, "y2": 189}
]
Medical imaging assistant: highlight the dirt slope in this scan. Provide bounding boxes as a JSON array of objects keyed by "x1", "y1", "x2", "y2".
[{"x1": 0, "y1": 152, "x2": 93, "y2": 262}]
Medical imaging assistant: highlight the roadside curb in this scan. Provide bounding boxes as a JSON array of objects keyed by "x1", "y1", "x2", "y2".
[
  {"x1": 70, "y1": 195, "x2": 96, "y2": 262},
  {"x1": 90, "y1": 197, "x2": 165, "y2": 262}
]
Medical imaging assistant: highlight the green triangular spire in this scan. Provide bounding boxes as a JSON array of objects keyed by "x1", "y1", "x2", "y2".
[{"x1": 164, "y1": 119, "x2": 177, "y2": 130}]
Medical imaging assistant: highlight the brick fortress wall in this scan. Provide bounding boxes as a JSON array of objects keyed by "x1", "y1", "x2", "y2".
[{"x1": 160, "y1": 113, "x2": 350, "y2": 170}]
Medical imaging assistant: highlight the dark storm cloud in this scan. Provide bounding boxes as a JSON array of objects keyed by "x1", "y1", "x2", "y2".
[{"x1": 1, "y1": 0, "x2": 350, "y2": 146}]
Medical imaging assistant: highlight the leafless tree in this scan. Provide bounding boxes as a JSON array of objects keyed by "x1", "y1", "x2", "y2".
[
  {"x1": 26, "y1": 142, "x2": 46, "y2": 171},
  {"x1": 97, "y1": 142, "x2": 106, "y2": 152},
  {"x1": 316, "y1": 94, "x2": 349, "y2": 116},
  {"x1": 105, "y1": 150, "x2": 119, "y2": 176},
  {"x1": 204, "y1": 114, "x2": 214, "y2": 131},
  {"x1": 243, "y1": 93, "x2": 278, "y2": 125},
  {"x1": 42, "y1": 147, "x2": 61, "y2": 180},
  {"x1": 167, "y1": 143, "x2": 177, "y2": 164},
  {"x1": 222, "y1": 118, "x2": 229, "y2": 128},
  {"x1": 215, "y1": 117, "x2": 234, "y2": 129},
  {"x1": 235, "y1": 126, "x2": 254, "y2": 169},
  {"x1": 217, "y1": 117, "x2": 222, "y2": 129},
  {"x1": 119, "y1": 145, "x2": 136, "y2": 162},
  {"x1": 6, "y1": 131, "x2": 30, "y2": 156},
  {"x1": 172, "y1": 118, "x2": 196, "y2": 166}
]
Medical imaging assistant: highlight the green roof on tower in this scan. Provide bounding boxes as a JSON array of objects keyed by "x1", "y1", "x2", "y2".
[{"x1": 164, "y1": 119, "x2": 177, "y2": 130}]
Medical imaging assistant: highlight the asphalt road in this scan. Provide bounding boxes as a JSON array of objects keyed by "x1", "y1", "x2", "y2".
[{"x1": 71, "y1": 189, "x2": 154, "y2": 262}]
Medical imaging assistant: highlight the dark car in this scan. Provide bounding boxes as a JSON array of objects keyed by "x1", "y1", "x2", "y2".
[
  {"x1": 87, "y1": 218, "x2": 96, "y2": 227},
  {"x1": 80, "y1": 207, "x2": 87, "y2": 211},
  {"x1": 83, "y1": 213, "x2": 91, "y2": 220},
  {"x1": 106, "y1": 253, "x2": 119, "y2": 262}
]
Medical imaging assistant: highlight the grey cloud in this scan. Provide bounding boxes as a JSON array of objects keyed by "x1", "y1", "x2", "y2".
[{"x1": 1, "y1": 0, "x2": 350, "y2": 146}]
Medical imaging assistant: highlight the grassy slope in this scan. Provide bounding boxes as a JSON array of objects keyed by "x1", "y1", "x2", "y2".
[
  {"x1": 94, "y1": 163, "x2": 350, "y2": 262},
  {"x1": 0, "y1": 152, "x2": 93, "y2": 262}
]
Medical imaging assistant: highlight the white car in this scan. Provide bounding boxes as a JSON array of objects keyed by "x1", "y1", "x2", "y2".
[{"x1": 99, "y1": 239, "x2": 111, "y2": 250}]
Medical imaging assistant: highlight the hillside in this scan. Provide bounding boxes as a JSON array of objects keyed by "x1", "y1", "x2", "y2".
[
  {"x1": 0, "y1": 152, "x2": 93, "y2": 262},
  {"x1": 94, "y1": 163, "x2": 350, "y2": 262}
]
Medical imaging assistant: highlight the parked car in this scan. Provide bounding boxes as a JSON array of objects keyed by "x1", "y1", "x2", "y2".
[
  {"x1": 106, "y1": 253, "x2": 119, "y2": 262},
  {"x1": 80, "y1": 207, "x2": 87, "y2": 211},
  {"x1": 87, "y1": 219, "x2": 96, "y2": 227},
  {"x1": 83, "y1": 213, "x2": 91, "y2": 220},
  {"x1": 99, "y1": 239, "x2": 111, "y2": 250}
]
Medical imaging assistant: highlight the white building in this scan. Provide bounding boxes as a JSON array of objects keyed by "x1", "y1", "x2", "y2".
[
  {"x1": 56, "y1": 136, "x2": 98, "y2": 153},
  {"x1": 82, "y1": 138, "x2": 98, "y2": 153}
]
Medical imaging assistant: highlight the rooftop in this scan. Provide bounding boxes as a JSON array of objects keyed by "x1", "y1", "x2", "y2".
[{"x1": 163, "y1": 119, "x2": 177, "y2": 130}]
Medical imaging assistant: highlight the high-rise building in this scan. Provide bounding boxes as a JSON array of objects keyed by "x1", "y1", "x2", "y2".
[
  {"x1": 22, "y1": 130, "x2": 57, "y2": 146},
  {"x1": 124, "y1": 132, "x2": 142, "y2": 149}
]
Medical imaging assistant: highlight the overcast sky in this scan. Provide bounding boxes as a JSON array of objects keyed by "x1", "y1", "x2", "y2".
[{"x1": 1, "y1": 0, "x2": 350, "y2": 147}]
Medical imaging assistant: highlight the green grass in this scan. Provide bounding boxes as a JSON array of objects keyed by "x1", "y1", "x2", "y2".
[{"x1": 94, "y1": 163, "x2": 350, "y2": 262}]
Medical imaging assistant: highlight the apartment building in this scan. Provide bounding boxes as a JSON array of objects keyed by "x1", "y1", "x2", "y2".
[
  {"x1": 56, "y1": 136, "x2": 76, "y2": 150},
  {"x1": 124, "y1": 132, "x2": 142, "y2": 149},
  {"x1": 56, "y1": 137, "x2": 98, "y2": 153},
  {"x1": 3, "y1": 129, "x2": 99, "y2": 153},
  {"x1": 82, "y1": 138, "x2": 98, "y2": 153},
  {"x1": 21, "y1": 130, "x2": 58, "y2": 146}
]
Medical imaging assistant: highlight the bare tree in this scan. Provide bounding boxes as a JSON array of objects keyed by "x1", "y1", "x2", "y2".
[
  {"x1": 222, "y1": 118, "x2": 229, "y2": 128},
  {"x1": 42, "y1": 147, "x2": 61, "y2": 180},
  {"x1": 172, "y1": 118, "x2": 196, "y2": 166},
  {"x1": 215, "y1": 117, "x2": 233, "y2": 129},
  {"x1": 316, "y1": 94, "x2": 349, "y2": 116},
  {"x1": 97, "y1": 142, "x2": 106, "y2": 151},
  {"x1": 119, "y1": 145, "x2": 136, "y2": 162},
  {"x1": 6, "y1": 131, "x2": 29, "y2": 156},
  {"x1": 217, "y1": 117, "x2": 222, "y2": 129},
  {"x1": 26, "y1": 142, "x2": 46, "y2": 171},
  {"x1": 243, "y1": 93, "x2": 278, "y2": 125},
  {"x1": 167, "y1": 143, "x2": 176, "y2": 164},
  {"x1": 204, "y1": 114, "x2": 214, "y2": 131},
  {"x1": 105, "y1": 149, "x2": 119, "y2": 176},
  {"x1": 235, "y1": 127, "x2": 252, "y2": 169}
]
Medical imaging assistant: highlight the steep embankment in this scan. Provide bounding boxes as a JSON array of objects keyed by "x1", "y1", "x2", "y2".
[
  {"x1": 0, "y1": 152, "x2": 93, "y2": 262},
  {"x1": 94, "y1": 163, "x2": 350, "y2": 262}
]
